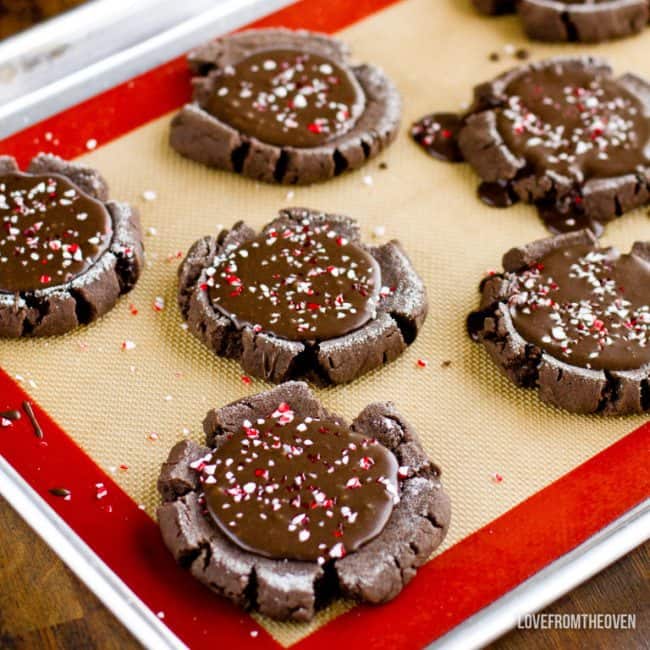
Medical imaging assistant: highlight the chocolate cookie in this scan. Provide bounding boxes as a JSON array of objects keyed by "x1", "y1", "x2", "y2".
[
  {"x1": 170, "y1": 29, "x2": 401, "y2": 184},
  {"x1": 473, "y1": 0, "x2": 650, "y2": 43},
  {"x1": 411, "y1": 57, "x2": 650, "y2": 235},
  {"x1": 468, "y1": 229, "x2": 650, "y2": 415},
  {"x1": 157, "y1": 382, "x2": 450, "y2": 621},
  {"x1": 178, "y1": 207, "x2": 427, "y2": 384},
  {"x1": 0, "y1": 154, "x2": 143, "y2": 337}
]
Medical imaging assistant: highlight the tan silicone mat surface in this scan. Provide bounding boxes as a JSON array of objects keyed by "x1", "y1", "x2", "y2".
[{"x1": 1, "y1": 0, "x2": 648, "y2": 644}]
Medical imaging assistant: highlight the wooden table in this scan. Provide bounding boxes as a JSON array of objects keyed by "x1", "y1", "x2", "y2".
[{"x1": 0, "y1": 496, "x2": 646, "y2": 649}]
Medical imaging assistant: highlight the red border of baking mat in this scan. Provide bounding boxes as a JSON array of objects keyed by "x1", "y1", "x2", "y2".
[
  {"x1": 1, "y1": 0, "x2": 649, "y2": 647},
  {"x1": 1, "y1": 368, "x2": 648, "y2": 649}
]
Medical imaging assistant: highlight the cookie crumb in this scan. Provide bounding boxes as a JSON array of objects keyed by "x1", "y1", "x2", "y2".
[
  {"x1": 441, "y1": 360, "x2": 452, "y2": 368},
  {"x1": 378, "y1": 161, "x2": 388, "y2": 170},
  {"x1": 286, "y1": 190, "x2": 295, "y2": 201},
  {"x1": 121, "y1": 340, "x2": 136, "y2": 351},
  {"x1": 146, "y1": 227, "x2": 158, "y2": 236},
  {"x1": 49, "y1": 487, "x2": 71, "y2": 499},
  {"x1": 372, "y1": 225, "x2": 386, "y2": 238},
  {"x1": 489, "y1": 52, "x2": 500, "y2": 62},
  {"x1": 515, "y1": 48, "x2": 529, "y2": 60}
]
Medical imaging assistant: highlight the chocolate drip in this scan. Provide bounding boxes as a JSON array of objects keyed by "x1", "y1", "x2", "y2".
[
  {"x1": 197, "y1": 403, "x2": 399, "y2": 562},
  {"x1": 537, "y1": 203, "x2": 604, "y2": 237},
  {"x1": 478, "y1": 180, "x2": 518, "y2": 207},
  {"x1": 206, "y1": 49, "x2": 364, "y2": 148},
  {"x1": 0, "y1": 409, "x2": 21, "y2": 421},
  {"x1": 410, "y1": 112, "x2": 465, "y2": 163}
]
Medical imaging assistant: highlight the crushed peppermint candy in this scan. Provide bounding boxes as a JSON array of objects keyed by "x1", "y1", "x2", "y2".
[
  {"x1": 207, "y1": 49, "x2": 363, "y2": 148},
  {"x1": 197, "y1": 406, "x2": 399, "y2": 563},
  {"x1": 205, "y1": 218, "x2": 380, "y2": 341},
  {"x1": 499, "y1": 65, "x2": 648, "y2": 181},
  {"x1": 508, "y1": 244, "x2": 649, "y2": 371},
  {"x1": 0, "y1": 173, "x2": 112, "y2": 293}
]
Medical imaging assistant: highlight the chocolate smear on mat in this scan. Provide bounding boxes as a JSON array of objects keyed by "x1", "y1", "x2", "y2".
[{"x1": 410, "y1": 113, "x2": 465, "y2": 163}]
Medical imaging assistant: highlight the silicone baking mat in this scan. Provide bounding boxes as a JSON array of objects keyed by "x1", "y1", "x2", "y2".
[{"x1": 0, "y1": 0, "x2": 648, "y2": 647}]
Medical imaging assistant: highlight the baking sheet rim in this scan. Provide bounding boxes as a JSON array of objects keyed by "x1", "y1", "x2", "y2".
[
  {"x1": 2, "y1": 456, "x2": 648, "y2": 650},
  {"x1": 0, "y1": 0, "x2": 648, "y2": 646}
]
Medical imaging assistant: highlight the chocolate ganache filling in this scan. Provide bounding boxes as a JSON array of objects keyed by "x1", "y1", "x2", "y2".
[
  {"x1": 205, "y1": 220, "x2": 381, "y2": 341},
  {"x1": 508, "y1": 244, "x2": 650, "y2": 371},
  {"x1": 0, "y1": 173, "x2": 112, "y2": 294},
  {"x1": 206, "y1": 48, "x2": 365, "y2": 148},
  {"x1": 195, "y1": 402, "x2": 399, "y2": 562},
  {"x1": 497, "y1": 65, "x2": 649, "y2": 183}
]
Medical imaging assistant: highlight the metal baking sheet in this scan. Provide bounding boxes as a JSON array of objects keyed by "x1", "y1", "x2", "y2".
[
  {"x1": 0, "y1": 1, "x2": 648, "y2": 648},
  {"x1": 0, "y1": 0, "x2": 296, "y2": 136}
]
